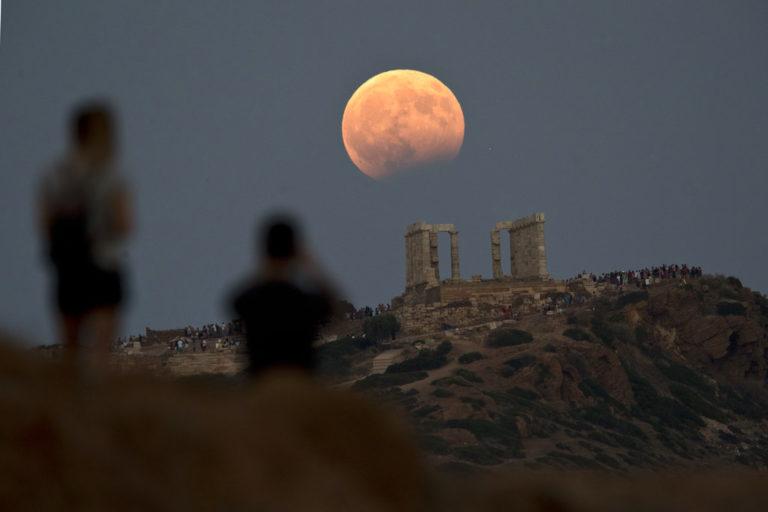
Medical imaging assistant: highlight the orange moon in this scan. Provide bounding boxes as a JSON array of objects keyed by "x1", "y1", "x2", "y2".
[{"x1": 342, "y1": 70, "x2": 465, "y2": 180}]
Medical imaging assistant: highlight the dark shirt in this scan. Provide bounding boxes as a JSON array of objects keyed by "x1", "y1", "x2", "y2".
[{"x1": 232, "y1": 280, "x2": 331, "y2": 375}]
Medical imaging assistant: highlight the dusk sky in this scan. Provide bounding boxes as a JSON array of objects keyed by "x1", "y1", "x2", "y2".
[{"x1": 1, "y1": 1, "x2": 766, "y2": 344}]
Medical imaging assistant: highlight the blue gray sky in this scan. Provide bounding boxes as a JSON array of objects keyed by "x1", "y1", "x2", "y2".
[{"x1": 1, "y1": 1, "x2": 767, "y2": 343}]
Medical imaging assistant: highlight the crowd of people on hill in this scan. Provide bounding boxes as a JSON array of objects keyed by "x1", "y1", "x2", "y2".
[
  {"x1": 170, "y1": 336, "x2": 240, "y2": 353},
  {"x1": 577, "y1": 264, "x2": 703, "y2": 290},
  {"x1": 537, "y1": 263, "x2": 705, "y2": 316},
  {"x1": 167, "y1": 321, "x2": 245, "y2": 353},
  {"x1": 346, "y1": 304, "x2": 391, "y2": 320},
  {"x1": 183, "y1": 321, "x2": 242, "y2": 340},
  {"x1": 114, "y1": 334, "x2": 143, "y2": 349}
]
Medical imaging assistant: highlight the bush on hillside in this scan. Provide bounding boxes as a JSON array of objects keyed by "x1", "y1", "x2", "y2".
[
  {"x1": 453, "y1": 444, "x2": 505, "y2": 465},
  {"x1": 752, "y1": 292, "x2": 768, "y2": 316},
  {"x1": 611, "y1": 324, "x2": 636, "y2": 344},
  {"x1": 316, "y1": 336, "x2": 368, "y2": 378},
  {"x1": 634, "y1": 325, "x2": 647, "y2": 344},
  {"x1": 653, "y1": 358, "x2": 714, "y2": 395},
  {"x1": 352, "y1": 371, "x2": 427, "y2": 390},
  {"x1": 458, "y1": 352, "x2": 483, "y2": 364},
  {"x1": 316, "y1": 336, "x2": 366, "y2": 358},
  {"x1": 590, "y1": 318, "x2": 615, "y2": 347},
  {"x1": 563, "y1": 328, "x2": 591, "y2": 341},
  {"x1": 573, "y1": 404, "x2": 647, "y2": 440},
  {"x1": 454, "y1": 368, "x2": 483, "y2": 383},
  {"x1": 500, "y1": 355, "x2": 536, "y2": 378},
  {"x1": 460, "y1": 396, "x2": 486, "y2": 411},
  {"x1": 486, "y1": 329, "x2": 533, "y2": 348},
  {"x1": 627, "y1": 371, "x2": 705, "y2": 432},
  {"x1": 503, "y1": 354, "x2": 536, "y2": 370},
  {"x1": 431, "y1": 376, "x2": 471, "y2": 387},
  {"x1": 578, "y1": 379, "x2": 624, "y2": 410},
  {"x1": 412, "y1": 404, "x2": 441, "y2": 419},
  {"x1": 507, "y1": 386, "x2": 540, "y2": 401},
  {"x1": 718, "y1": 385, "x2": 768, "y2": 421},
  {"x1": 703, "y1": 275, "x2": 743, "y2": 300},
  {"x1": 608, "y1": 312, "x2": 625, "y2": 323},
  {"x1": 386, "y1": 341, "x2": 452, "y2": 374},
  {"x1": 420, "y1": 434, "x2": 452, "y2": 455},
  {"x1": 669, "y1": 383, "x2": 728, "y2": 423},
  {"x1": 362, "y1": 314, "x2": 400, "y2": 343},
  {"x1": 615, "y1": 291, "x2": 648, "y2": 309},
  {"x1": 716, "y1": 302, "x2": 746, "y2": 317},
  {"x1": 444, "y1": 418, "x2": 523, "y2": 453}
]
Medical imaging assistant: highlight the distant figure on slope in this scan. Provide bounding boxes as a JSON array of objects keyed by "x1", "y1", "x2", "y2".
[
  {"x1": 39, "y1": 101, "x2": 133, "y2": 371},
  {"x1": 231, "y1": 216, "x2": 334, "y2": 377}
]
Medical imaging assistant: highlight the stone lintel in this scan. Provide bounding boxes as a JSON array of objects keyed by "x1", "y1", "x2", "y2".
[
  {"x1": 495, "y1": 213, "x2": 545, "y2": 232},
  {"x1": 406, "y1": 221, "x2": 430, "y2": 234},
  {"x1": 431, "y1": 223, "x2": 456, "y2": 233}
]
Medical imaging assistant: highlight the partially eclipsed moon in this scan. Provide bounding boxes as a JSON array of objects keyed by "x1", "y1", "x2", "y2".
[{"x1": 342, "y1": 69, "x2": 465, "y2": 180}]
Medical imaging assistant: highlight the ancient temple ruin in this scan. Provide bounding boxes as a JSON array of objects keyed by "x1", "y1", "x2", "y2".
[
  {"x1": 491, "y1": 213, "x2": 549, "y2": 280},
  {"x1": 394, "y1": 213, "x2": 563, "y2": 307},
  {"x1": 404, "y1": 222, "x2": 461, "y2": 291}
]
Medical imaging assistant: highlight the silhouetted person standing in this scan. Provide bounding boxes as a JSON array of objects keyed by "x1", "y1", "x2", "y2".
[
  {"x1": 39, "y1": 101, "x2": 132, "y2": 371},
  {"x1": 232, "y1": 217, "x2": 332, "y2": 377}
]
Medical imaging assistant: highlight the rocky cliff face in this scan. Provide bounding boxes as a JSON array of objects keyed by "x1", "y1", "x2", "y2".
[
  {"x1": 341, "y1": 276, "x2": 768, "y2": 472},
  {"x1": 639, "y1": 278, "x2": 768, "y2": 384}
]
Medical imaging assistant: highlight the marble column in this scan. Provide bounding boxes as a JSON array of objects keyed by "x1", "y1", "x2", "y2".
[
  {"x1": 491, "y1": 229, "x2": 502, "y2": 278},
  {"x1": 450, "y1": 231, "x2": 460, "y2": 280}
]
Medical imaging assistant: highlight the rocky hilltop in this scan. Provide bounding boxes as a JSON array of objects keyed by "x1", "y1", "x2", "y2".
[
  {"x1": 319, "y1": 274, "x2": 768, "y2": 472},
  {"x1": 100, "y1": 273, "x2": 768, "y2": 472}
]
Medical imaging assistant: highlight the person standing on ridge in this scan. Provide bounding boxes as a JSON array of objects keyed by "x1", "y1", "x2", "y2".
[
  {"x1": 231, "y1": 216, "x2": 334, "y2": 377},
  {"x1": 39, "y1": 101, "x2": 132, "y2": 372}
]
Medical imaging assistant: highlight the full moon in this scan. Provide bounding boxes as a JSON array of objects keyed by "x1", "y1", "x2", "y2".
[{"x1": 342, "y1": 70, "x2": 465, "y2": 180}]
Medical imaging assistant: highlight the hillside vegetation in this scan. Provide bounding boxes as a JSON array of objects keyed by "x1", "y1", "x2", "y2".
[{"x1": 336, "y1": 276, "x2": 768, "y2": 472}]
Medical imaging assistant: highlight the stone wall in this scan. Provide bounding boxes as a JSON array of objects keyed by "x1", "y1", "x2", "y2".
[
  {"x1": 393, "y1": 282, "x2": 569, "y2": 336},
  {"x1": 394, "y1": 301, "x2": 503, "y2": 336},
  {"x1": 393, "y1": 278, "x2": 566, "y2": 309},
  {"x1": 438, "y1": 279, "x2": 565, "y2": 304}
]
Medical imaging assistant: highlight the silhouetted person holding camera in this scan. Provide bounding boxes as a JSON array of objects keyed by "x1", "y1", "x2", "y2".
[
  {"x1": 39, "y1": 101, "x2": 132, "y2": 372},
  {"x1": 232, "y1": 216, "x2": 333, "y2": 377}
]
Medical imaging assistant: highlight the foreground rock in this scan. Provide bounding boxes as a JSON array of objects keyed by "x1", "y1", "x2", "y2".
[{"x1": 0, "y1": 342, "x2": 427, "y2": 511}]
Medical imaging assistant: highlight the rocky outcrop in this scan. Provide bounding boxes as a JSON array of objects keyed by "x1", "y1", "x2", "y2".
[{"x1": 637, "y1": 281, "x2": 768, "y2": 385}]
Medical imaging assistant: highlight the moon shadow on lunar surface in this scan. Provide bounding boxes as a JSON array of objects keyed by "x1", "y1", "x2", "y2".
[{"x1": 342, "y1": 70, "x2": 464, "y2": 180}]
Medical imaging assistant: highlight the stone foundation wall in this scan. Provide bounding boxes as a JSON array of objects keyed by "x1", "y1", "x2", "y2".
[
  {"x1": 438, "y1": 279, "x2": 565, "y2": 303},
  {"x1": 394, "y1": 279, "x2": 566, "y2": 308},
  {"x1": 393, "y1": 301, "x2": 501, "y2": 336},
  {"x1": 393, "y1": 287, "x2": 568, "y2": 336}
]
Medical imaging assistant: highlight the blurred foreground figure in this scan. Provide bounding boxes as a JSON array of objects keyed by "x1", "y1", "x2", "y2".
[
  {"x1": 39, "y1": 101, "x2": 132, "y2": 370},
  {"x1": 232, "y1": 217, "x2": 333, "y2": 376}
]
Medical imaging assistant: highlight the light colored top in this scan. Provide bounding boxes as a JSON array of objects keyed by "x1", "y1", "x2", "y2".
[{"x1": 40, "y1": 156, "x2": 129, "y2": 270}]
